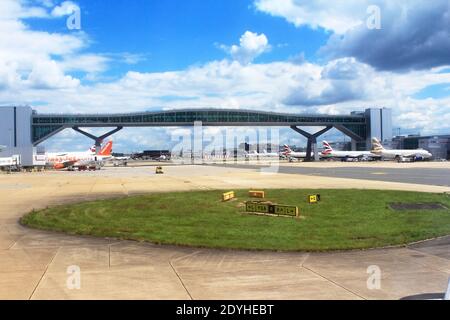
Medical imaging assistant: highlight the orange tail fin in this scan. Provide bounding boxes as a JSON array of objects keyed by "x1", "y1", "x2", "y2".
[{"x1": 100, "y1": 141, "x2": 113, "y2": 156}]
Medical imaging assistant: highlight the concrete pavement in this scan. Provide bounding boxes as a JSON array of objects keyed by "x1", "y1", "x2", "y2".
[
  {"x1": 209, "y1": 161, "x2": 450, "y2": 187},
  {"x1": 0, "y1": 164, "x2": 449, "y2": 300}
]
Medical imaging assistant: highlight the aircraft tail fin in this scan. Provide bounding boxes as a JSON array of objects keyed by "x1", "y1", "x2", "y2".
[
  {"x1": 283, "y1": 144, "x2": 292, "y2": 156},
  {"x1": 322, "y1": 141, "x2": 333, "y2": 155},
  {"x1": 100, "y1": 141, "x2": 113, "y2": 156},
  {"x1": 371, "y1": 138, "x2": 384, "y2": 152}
]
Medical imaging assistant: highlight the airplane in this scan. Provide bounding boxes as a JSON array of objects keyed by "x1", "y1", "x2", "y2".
[
  {"x1": 157, "y1": 155, "x2": 169, "y2": 161},
  {"x1": 371, "y1": 138, "x2": 432, "y2": 162},
  {"x1": 321, "y1": 141, "x2": 379, "y2": 161},
  {"x1": 282, "y1": 145, "x2": 312, "y2": 161},
  {"x1": 46, "y1": 141, "x2": 113, "y2": 170},
  {"x1": 114, "y1": 155, "x2": 131, "y2": 161},
  {"x1": 112, "y1": 154, "x2": 132, "y2": 166},
  {"x1": 244, "y1": 149, "x2": 280, "y2": 158}
]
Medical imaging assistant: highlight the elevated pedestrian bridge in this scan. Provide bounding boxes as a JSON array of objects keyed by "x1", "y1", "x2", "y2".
[{"x1": 31, "y1": 108, "x2": 369, "y2": 161}]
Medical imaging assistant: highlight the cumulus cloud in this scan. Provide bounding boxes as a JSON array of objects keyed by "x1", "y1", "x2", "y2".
[
  {"x1": 51, "y1": 1, "x2": 79, "y2": 17},
  {"x1": 1, "y1": 0, "x2": 450, "y2": 151},
  {"x1": 60, "y1": 54, "x2": 110, "y2": 74},
  {"x1": 0, "y1": 0, "x2": 105, "y2": 90},
  {"x1": 255, "y1": 0, "x2": 367, "y2": 34},
  {"x1": 256, "y1": 0, "x2": 450, "y2": 72},
  {"x1": 323, "y1": 1, "x2": 450, "y2": 71},
  {"x1": 27, "y1": 60, "x2": 79, "y2": 89},
  {"x1": 284, "y1": 58, "x2": 375, "y2": 106},
  {"x1": 221, "y1": 31, "x2": 270, "y2": 64},
  {"x1": 0, "y1": 61, "x2": 21, "y2": 89}
]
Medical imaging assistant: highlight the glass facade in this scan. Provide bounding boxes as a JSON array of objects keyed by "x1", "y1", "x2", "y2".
[
  {"x1": 32, "y1": 109, "x2": 367, "y2": 144},
  {"x1": 33, "y1": 110, "x2": 366, "y2": 125}
]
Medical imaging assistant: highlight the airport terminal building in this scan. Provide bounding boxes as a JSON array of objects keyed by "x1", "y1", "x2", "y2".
[
  {"x1": 0, "y1": 106, "x2": 45, "y2": 167},
  {"x1": 1, "y1": 105, "x2": 396, "y2": 164}
]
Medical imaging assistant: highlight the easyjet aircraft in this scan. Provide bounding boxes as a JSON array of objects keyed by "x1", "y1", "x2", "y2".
[{"x1": 46, "y1": 141, "x2": 113, "y2": 170}]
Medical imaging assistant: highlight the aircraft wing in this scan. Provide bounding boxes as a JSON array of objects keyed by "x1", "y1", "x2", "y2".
[
  {"x1": 53, "y1": 160, "x2": 77, "y2": 169},
  {"x1": 402, "y1": 152, "x2": 420, "y2": 158},
  {"x1": 74, "y1": 159, "x2": 98, "y2": 166}
]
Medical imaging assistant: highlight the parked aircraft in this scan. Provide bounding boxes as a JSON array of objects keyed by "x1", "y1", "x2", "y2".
[
  {"x1": 321, "y1": 141, "x2": 379, "y2": 161},
  {"x1": 244, "y1": 149, "x2": 279, "y2": 158},
  {"x1": 371, "y1": 138, "x2": 432, "y2": 162},
  {"x1": 46, "y1": 141, "x2": 113, "y2": 170},
  {"x1": 112, "y1": 154, "x2": 131, "y2": 166},
  {"x1": 282, "y1": 145, "x2": 312, "y2": 161},
  {"x1": 114, "y1": 155, "x2": 131, "y2": 161}
]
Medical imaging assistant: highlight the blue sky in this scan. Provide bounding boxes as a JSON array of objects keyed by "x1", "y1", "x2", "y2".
[
  {"x1": 27, "y1": 0, "x2": 328, "y2": 77},
  {"x1": 1, "y1": 0, "x2": 450, "y2": 152}
]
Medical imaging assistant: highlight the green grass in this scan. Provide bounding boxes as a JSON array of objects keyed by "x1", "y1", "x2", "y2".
[{"x1": 21, "y1": 189, "x2": 450, "y2": 251}]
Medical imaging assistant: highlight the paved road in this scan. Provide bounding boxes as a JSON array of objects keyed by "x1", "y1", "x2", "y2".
[
  {"x1": 210, "y1": 164, "x2": 450, "y2": 187},
  {"x1": 1, "y1": 166, "x2": 449, "y2": 299}
]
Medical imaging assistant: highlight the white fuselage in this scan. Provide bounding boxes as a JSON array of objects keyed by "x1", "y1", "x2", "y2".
[
  {"x1": 0, "y1": 155, "x2": 20, "y2": 167},
  {"x1": 286, "y1": 151, "x2": 313, "y2": 159},
  {"x1": 46, "y1": 151, "x2": 111, "y2": 167},
  {"x1": 374, "y1": 149, "x2": 432, "y2": 159},
  {"x1": 246, "y1": 151, "x2": 279, "y2": 158},
  {"x1": 322, "y1": 150, "x2": 378, "y2": 159},
  {"x1": 114, "y1": 156, "x2": 130, "y2": 161},
  {"x1": 0, "y1": 157, "x2": 13, "y2": 167}
]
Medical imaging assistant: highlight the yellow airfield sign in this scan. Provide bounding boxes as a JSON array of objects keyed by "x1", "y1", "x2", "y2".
[
  {"x1": 245, "y1": 201, "x2": 299, "y2": 218},
  {"x1": 249, "y1": 190, "x2": 265, "y2": 198},
  {"x1": 222, "y1": 191, "x2": 235, "y2": 202},
  {"x1": 308, "y1": 194, "x2": 321, "y2": 204}
]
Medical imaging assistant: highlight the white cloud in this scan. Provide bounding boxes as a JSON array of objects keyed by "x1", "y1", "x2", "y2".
[
  {"x1": 39, "y1": 0, "x2": 56, "y2": 8},
  {"x1": 221, "y1": 31, "x2": 270, "y2": 64},
  {"x1": 51, "y1": 1, "x2": 79, "y2": 17},
  {"x1": 27, "y1": 60, "x2": 79, "y2": 89},
  {"x1": 60, "y1": 54, "x2": 110, "y2": 74},
  {"x1": 0, "y1": 61, "x2": 21, "y2": 89},
  {"x1": 1, "y1": 0, "x2": 450, "y2": 151},
  {"x1": 0, "y1": 0, "x2": 104, "y2": 90},
  {"x1": 255, "y1": 0, "x2": 367, "y2": 34},
  {"x1": 121, "y1": 53, "x2": 146, "y2": 65},
  {"x1": 256, "y1": 0, "x2": 450, "y2": 71},
  {"x1": 0, "y1": 0, "x2": 49, "y2": 19}
]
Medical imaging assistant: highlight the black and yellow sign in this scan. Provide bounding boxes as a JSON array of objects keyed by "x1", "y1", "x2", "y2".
[
  {"x1": 245, "y1": 201, "x2": 270, "y2": 213},
  {"x1": 308, "y1": 194, "x2": 321, "y2": 203},
  {"x1": 222, "y1": 191, "x2": 235, "y2": 202},
  {"x1": 155, "y1": 166, "x2": 164, "y2": 174},
  {"x1": 249, "y1": 190, "x2": 265, "y2": 198},
  {"x1": 273, "y1": 205, "x2": 299, "y2": 217},
  {"x1": 245, "y1": 201, "x2": 299, "y2": 218}
]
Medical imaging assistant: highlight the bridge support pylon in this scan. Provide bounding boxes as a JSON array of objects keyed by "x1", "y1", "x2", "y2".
[
  {"x1": 73, "y1": 126, "x2": 123, "y2": 154},
  {"x1": 290, "y1": 126, "x2": 333, "y2": 162}
]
